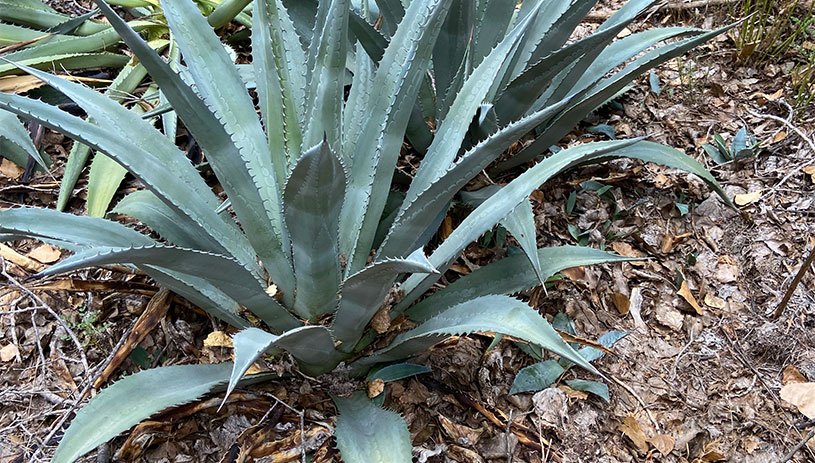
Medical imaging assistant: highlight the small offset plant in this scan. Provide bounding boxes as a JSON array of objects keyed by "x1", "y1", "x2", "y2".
[
  {"x1": 0, "y1": 0, "x2": 733, "y2": 461},
  {"x1": 701, "y1": 127, "x2": 762, "y2": 164}
]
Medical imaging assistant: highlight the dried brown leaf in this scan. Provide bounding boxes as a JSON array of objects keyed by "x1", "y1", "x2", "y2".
[
  {"x1": 367, "y1": 378, "x2": 384, "y2": 398},
  {"x1": 734, "y1": 190, "x2": 761, "y2": 206},
  {"x1": 780, "y1": 382, "x2": 815, "y2": 418},
  {"x1": 204, "y1": 331, "x2": 234, "y2": 348},
  {"x1": 618, "y1": 415, "x2": 649, "y2": 453},
  {"x1": 783, "y1": 366, "x2": 808, "y2": 385},
  {"x1": 28, "y1": 244, "x2": 61, "y2": 264},
  {"x1": 648, "y1": 434, "x2": 675, "y2": 456},
  {"x1": 678, "y1": 280, "x2": 704, "y2": 315}
]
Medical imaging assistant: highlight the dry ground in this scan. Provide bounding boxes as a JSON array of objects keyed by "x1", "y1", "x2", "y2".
[{"x1": 2, "y1": 1, "x2": 815, "y2": 462}]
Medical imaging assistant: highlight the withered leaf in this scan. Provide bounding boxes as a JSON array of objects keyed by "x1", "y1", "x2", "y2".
[
  {"x1": 678, "y1": 280, "x2": 704, "y2": 315},
  {"x1": 618, "y1": 415, "x2": 648, "y2": 453}
]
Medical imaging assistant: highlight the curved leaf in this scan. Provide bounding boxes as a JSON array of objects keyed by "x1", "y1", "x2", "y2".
[
  {"x1": 228, "y1": 326, "x2": 340, "y2": 394},
  {"x1": 52, "y1": 363, "x2": 234, "y2": 463},
  {"x1": 284, "y1": 141, "x2": 346, "y2": 319},
  {"x1": 0, "y1": 108, "x2": 47, "y2": 168},
  {"x1": 334, "y1": 392, "x2": 412, "y2": 463},
  {"x1": 357, "y1": 295, "x2": 596, "y2": 375},
  {"x1": 339, "y1": 0, "x2": 452, "y2": 274},
  {"x1": 331, "y1": 248, "x2": 436, "y2": 352},
  {"x1": 37, "y1": 245, "x2": 301, "y2": 332},
  {"x1": 405, "y1": 245, "x2": 634, "y2": 321}
]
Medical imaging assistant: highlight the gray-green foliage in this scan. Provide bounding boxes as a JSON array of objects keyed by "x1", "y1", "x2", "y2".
[{"x1": 0, "y1": 1, "x2": 733, "y2": 462}]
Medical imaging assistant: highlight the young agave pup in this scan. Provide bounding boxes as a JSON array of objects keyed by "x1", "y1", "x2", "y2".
[{"x1": 0, "y1": 0, "x2": 734, "y2": 461}]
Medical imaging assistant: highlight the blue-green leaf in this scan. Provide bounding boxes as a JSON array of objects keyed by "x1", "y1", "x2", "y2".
[
  {"x1": 334, "y1": 392, "x2": 412, "y2": 463},
  {"x1": 510, "y1": 360, "x2": 566, "y2": 394}
]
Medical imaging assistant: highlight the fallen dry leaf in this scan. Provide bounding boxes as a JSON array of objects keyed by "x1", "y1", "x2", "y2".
[
  {"x1": 678, "y1": 280, "x2": 704, "y2": 315},
  {"x1": 0, "y1": 159, "x2": 24, "y2": 179},
  {"x1": 783, "y1": 366, "x2": 808, "y2": 385},
  {"x1": 704, "y1": 293, "x2": 726, "y2": 309},
  {"x1": 611, "y1": 292, "x2": 630, "y2": 314},
  {"x1": 780, "y1": 382, "x2": 815, "y2": 418},
  {"x1": 28, "y1": 244, "x2": 61, "y2": 264},
  {"x1": 803, "y1": 165, "x2": 815, "y2": 183},
  {"x1": 700, "y1": 450, "x2": 727, "y2": 462},
  {"x1": 618, "y1": 415, "x2": 649, "y2": 453},
  {"x1": 559, "y1": 385, "x2": 588, "y2": 400},
  {"x1": 438, "y1": 414, "x2": 483, "y2": 447},
  {"x1": 1, "y1": 344, "x2": 19, "y2": 362},
  {"x1": 742, "y1": 436, "x2": 759, "y2": 454},
  {"x1": 734, "y1": 190, "x2": 761, "y2": 206},
  {"x1": 367, "y1": 378, "x2": 384, "y2": 398},
  {"x1": 772, "y1": 131, "x2": 787, "y2": 144},
  {"x1": 715, "y1": 255, "x2": 739, "y2": 283},
  {"x1": 439, "y1": 216, "x2": 453, "y2": 240},
  {"x1": 560, "y1": 266, "x2": 585, "y2": 281},
  {"x1": 648, "y1": 434, "x2": 675, "y2": 456},
  {"x1": 611, "y1": 242, "x2": 645, "y2": 265},
  {"x1": 203, "y1": 331, "x2": 233, "y2": 348}
]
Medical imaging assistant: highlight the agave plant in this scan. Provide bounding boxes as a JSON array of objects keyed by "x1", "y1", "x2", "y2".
[{"x1": 0, "y1": 0, "x2": 733, "y2": 461}]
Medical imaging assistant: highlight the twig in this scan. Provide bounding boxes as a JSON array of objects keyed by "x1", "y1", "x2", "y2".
[
  {"x1": 780, "y1": 429, "x2": 815, "y2": 463},
  {"x1": 774, "y1": 241, "x2": 815, "y2": 319},
  {"x1": 606, "y1": 373, "x2": 659, "y2": 430},
  {"x1": 746, "y1": 107, "x2": 815, "y2": 198},
  {"x1": 1, "y1": 259, "x2": 89, "y2": 375}
]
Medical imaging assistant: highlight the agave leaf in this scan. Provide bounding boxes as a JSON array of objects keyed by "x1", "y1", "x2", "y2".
[
  {"x1": 472, "y1": 0, "x2": 515, "y2": 67},
  {"x1": 302, "y1": 0, "x2": 348, "y2": 152},
  {"x1": 112, "y1": 190, "x2": 213, "y2": 250},
  {"x1": 460, "y1": 186, "x2": 543, "y2": 285},
  {"x1": 523, "y1": 0, "x2": 598, "y2": 71},
  {"x1": 51, "y1": 363, "x2": 235, "y2": 463},
  {"x1": 86, "y1": 80, "x2": 155, "y2": 218},
  {"x1": 509, "y1": 359, "x2": 566, "y2": 394},
  {"x1": 0, "y1": 23, "x2": 47, "y2": 46},
  {"x1": 1, "y1": 0, "x2": 57, "y2": 14},
  {"x1": 334, "y1": 392, "x2": 412, "y2": 463},
  {"x1": 404, "y1": 245, "x2": 634, "y2": 321},
  {"x1": 356, "y1": 295, "x2": 596, "y2": 374},
  {"x1": 496, "y1": 23, "x2": 736, "y2": 172},
  {"x1": 401, "y1": 139, "x2": 697, "y2": 302},
  {"x1": 157, "y1": 0, "x2": 293, "y2": 293},
  {"x1": 140, "y1": 267, "x2": 249, "y2": 328},
  {"x1": 48, "y1": 9, "x2": 99, "y2": 35},
  {"x1": 372, "y1": 0, "x2": 404, "y2": 37},
  {"x1": 0, "y1": 109, "x2": 47, "y2": 168},
  {"x1": 0, "y1": 23, "x2": 150, "y2": 75},
  {"x1": 342, "y1": 42, "x2": 374, "y2": 166},
  {"x1": 494, "y1": 21, "x2": 642, "y2": 125},
  {"x1": 0, "y1": 207, "x2": 155, "y2": 248},
  {"x1": 331, "y1": 248, "x2": 436, "y2": 352},
  {"x1": 433, "y1": 0, "x2": 475, "y2": 108},
  {"x1": 0, "y1": 52, "x2": 130, "y2": 77},
  {"x1": 0, "y1": 70, "x2": 259, "y2": 271},
  {"x1": 496, "y1": 0, "x2": 578, "y2": 94},
  {"x1": 252, "y1": 0, "x2": 305, "y2": 183},
  {"x1": 339, "y1": 0, "x2": 452, "y2": 274},
  {"x1": 0, "y1": 3, "x2": 109, "y2": 35},
  {"x1": 56, "y1": 56, "x2": 148, "y2": 212},
  {"x1": 38, "y1": 245, "x2": 301, "y2": 332},
  {"x1": 378, "y1": 96, "x2": 572, "y2": 260},
  {"x1": 368, "y1": 363, "x2": 431, "y2": 382},
  {"x1": 228, "y1": 326, "x2": 340, "y2": 396},
  {"x1": 284, "y1": 141, "x2": 346, "y2": 320},
  {"x1": 406, "y1": 4, "x2": 542, "y2": 202}
]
